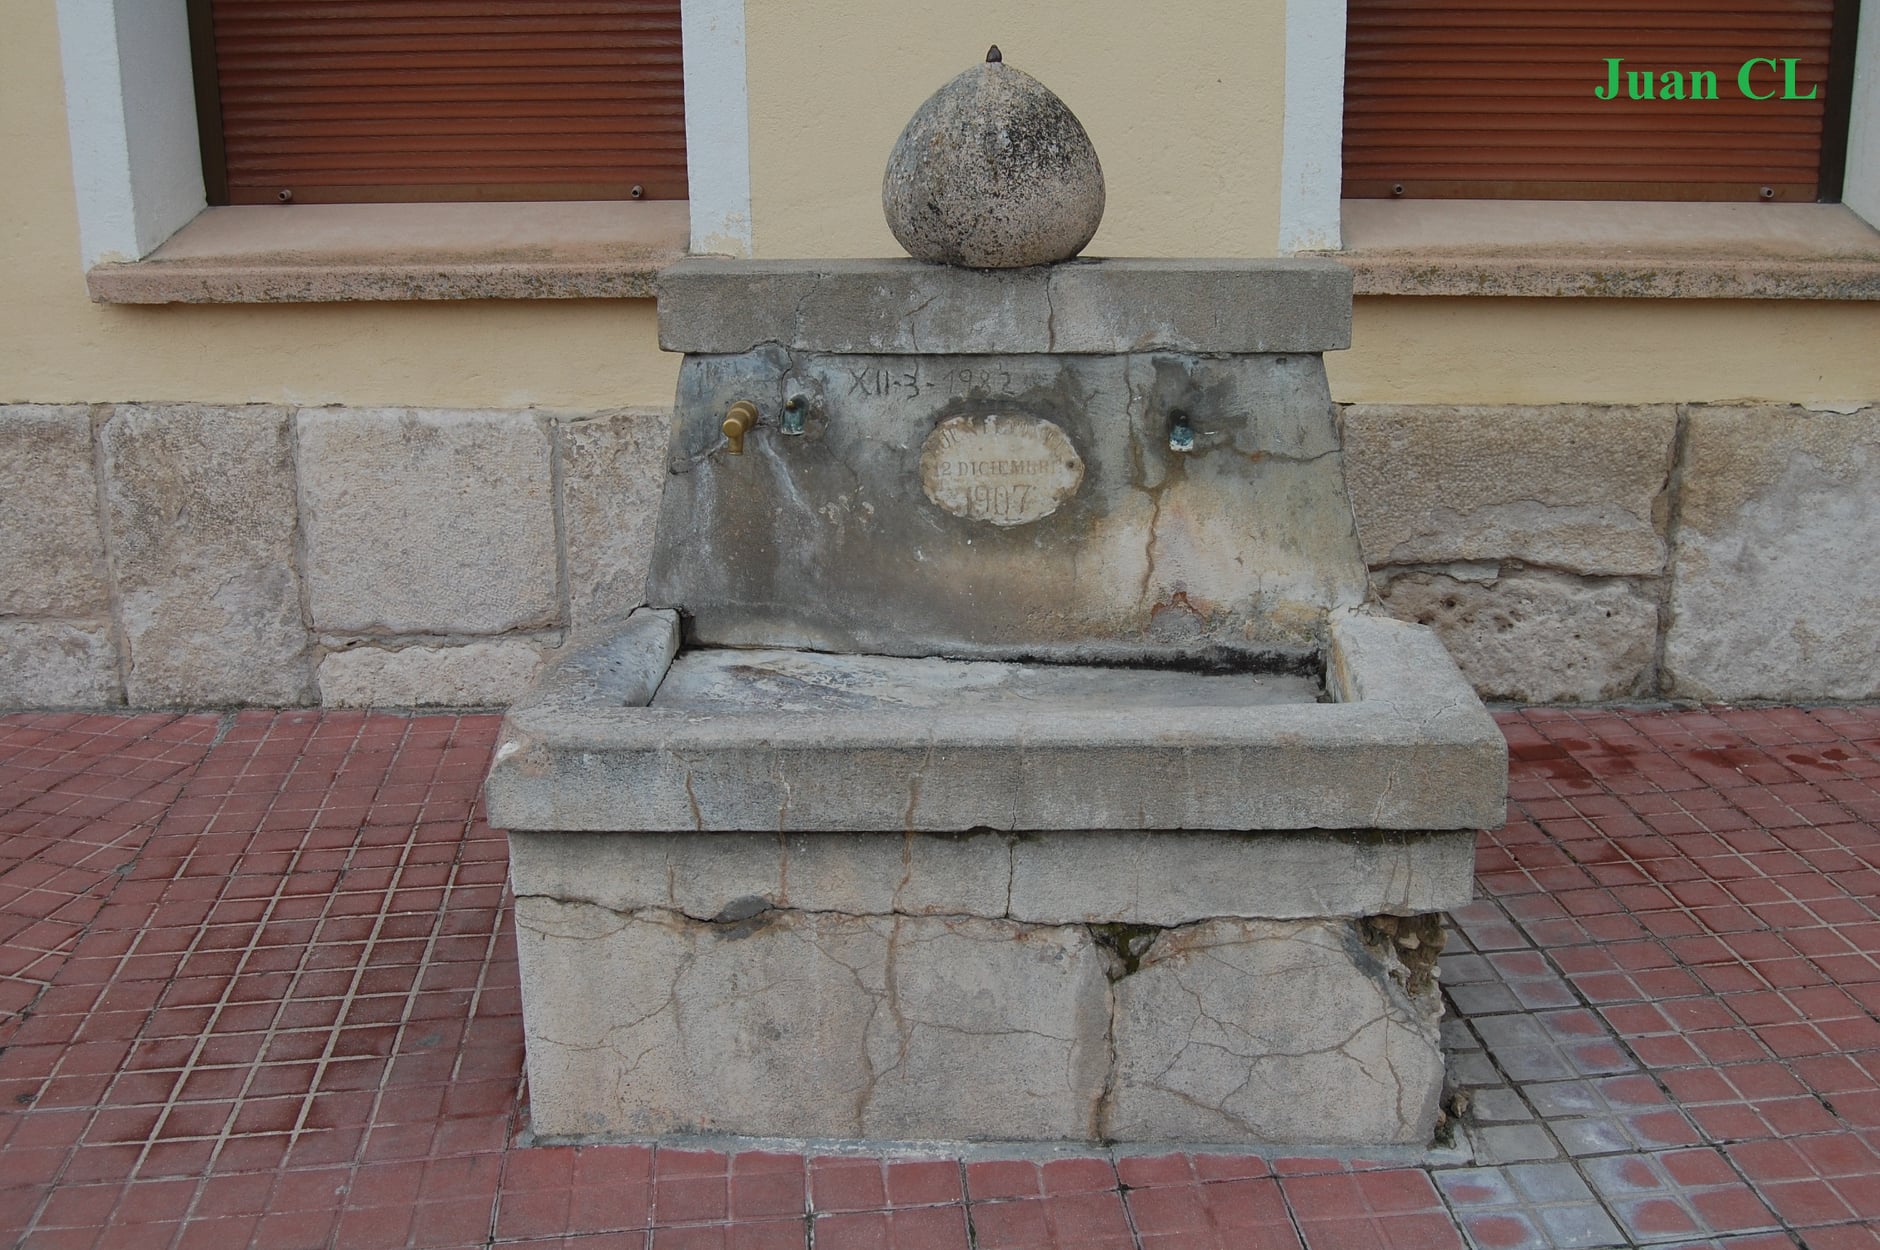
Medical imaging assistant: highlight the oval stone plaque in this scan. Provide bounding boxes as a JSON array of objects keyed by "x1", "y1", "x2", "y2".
[{"x1": 919, "y1": 413, "x2": 1084, "y2": 527}]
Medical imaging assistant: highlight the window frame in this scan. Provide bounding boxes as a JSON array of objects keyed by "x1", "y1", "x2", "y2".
[
  {"x1": 1281, "y1": 0, "x2": 1880, "y2": 252},
  {"x1": 183, "y1": 0, "x2": 692, "y2": 208},
  {"x1": 54, "y1": 0, "x2": 751, "y2": 271}
]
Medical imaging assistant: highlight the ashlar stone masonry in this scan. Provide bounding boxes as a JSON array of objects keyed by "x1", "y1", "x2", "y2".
[
  {"x1": 4, "y1": 399, "x2": 1872, "y2": 710},
  {"x1": 487, "y1": 259, "x2": 1506, "y2": 1147}
]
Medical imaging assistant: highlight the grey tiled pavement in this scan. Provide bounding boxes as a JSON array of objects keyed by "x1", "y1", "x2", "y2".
[
  {"x1": 1438, "y1": 1164, "x2": 1625, "y2": 1249},
  {"x1": 1439, "y1": 913, "x2": 1793, "y2": 1247},
  {"x1": 1422, "y1": 706, "x2": 1880, "y2": 1250}
]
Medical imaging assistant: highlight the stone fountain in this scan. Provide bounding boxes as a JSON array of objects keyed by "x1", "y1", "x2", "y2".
[{"x1": 484, "y1": 51, "x2": 1506, "y2": 1147}]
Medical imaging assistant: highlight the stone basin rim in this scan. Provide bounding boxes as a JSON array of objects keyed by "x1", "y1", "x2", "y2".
[{"x1": 483, "y1": 607, "x2": 1509, "y2": 835}]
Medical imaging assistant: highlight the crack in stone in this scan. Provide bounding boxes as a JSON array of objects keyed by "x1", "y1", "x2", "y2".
[
  {"x1": 1094, "y1": 975, "x2": 1120, "y2": 1139},
  {"x1": 1003, "y1": 835, "x2": 1016, "y2": 919},
  {"x1": 523, "y1": 896, "x2": 1443, "y2": 1144},
  {"x1": 901, "y1": 292, "x2": 939, "y2": 353},
  {"x1": 902, "y1": 740, "x2": 933, "y2": 832},
  {"x1": 524, "y1": 893, "x2": 1054, "y2": 928},
  {"x1": 882, "y1": 915, "x2": 911, "y2": 1085},
  {"x1": 1368, "y1": 770, "x2": 1396, "y2": 827},
  {"x1": 787, "y1": 273, "x2": 825, "y2": 346},
  {"x1": 1132, "y1": 1058, "x2": 1272, "y2": 1138},
  {"x1": 776, "y1": 928, "x2": 885, "y2": 1136},
  {"x1": 1139, "y1": 486, "x2": 1165, "y2": 608},
  {"x1": 677, "y1": 757, "x2": 704, "y2": 831},
  {"x1": 892, "y1": 832, "x2": 914, "y2": 914},
  {"x1": 900, "y1": 1018, "x2": 1080, "y2": 1044}
]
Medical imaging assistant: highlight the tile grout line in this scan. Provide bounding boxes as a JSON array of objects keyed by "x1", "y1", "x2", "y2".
[
  {"x1": 1102, "y1": 1147, "x2": 1147, "y2": 1250},
  {"x1": 346, "y1": 714, "x2": 475, "y2": 1236},
  {"x1": 145, "y1": 718, "x2": 351, "y2": 1249},
  {"x1": 163, "y1": 712, "x2": 377, "y2": 1237},
  {"x1": 14, "y1": 718, "x2": 240, "y2": 1244},
  {"x1": 282, "y1": 717, "x2": 427, "y2": 1154}
]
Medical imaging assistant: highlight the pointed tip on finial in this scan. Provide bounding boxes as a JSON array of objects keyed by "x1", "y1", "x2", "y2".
[{"x1": 986, "y1": 45, "x2": 1002, "y2": 64}]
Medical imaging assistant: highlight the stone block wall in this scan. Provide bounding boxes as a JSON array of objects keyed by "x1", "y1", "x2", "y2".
[
  {"x1": 0, "y1": 404, "x2": 668, "y2": 708},
  {"x1": 1343, "y1": 403, "x2": 1879, "y2": 704},
  {"x1": 508, "y1": 829, "x2": 1464, "y2": 1143},
  {"x1": 1, "y1": 401, "x2": 1873, "y2": 707}
]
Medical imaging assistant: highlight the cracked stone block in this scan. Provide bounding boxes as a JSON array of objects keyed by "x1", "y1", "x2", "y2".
[
  {"x1": 506, "y1": 829, "x2": 1012, "y2": 920},
  {"x1": 1665, "y1": 405, "x2": 1880, "y2": 700},
  {"x1": 557, "y1": 409, "x2": 671, "y2": 629},
  {"x1": 0, "y1": 621, "x2": 119, "y2": 707},
  {"x1": 1376, "y1": 568, "x2": 1660, "y2": 703},
  {"x1": 316, "y1": 639, "x2": 550, "y2": 707},
  {"x1": 297, "y1": 408, "x2": 558, "y2": 635},
  {"x1": 0, "y1": 405, "x2": 109, "y2": 618},
  {"x1": 648, "y1": 350, "x2": 1368, "y2": 658},
  {"x1": 101, "y1": 405, "x2": 312, "y2": 705},
  {"x1": 1342, "y1": 404, "x2": 1676, "y2": 576},
  {"x1": 513, "y1": 898, "x2": 1111, "y2": 1141},
  {"x1": 508, "y1": 828, "x2": 1470, "y2": 927},
  {"x1": 1103, "y1": 918, "x2": 1445, "y2": 1145},
  {"x1": 1007, "y1": 829, "x2": 1474, "y2": 925}
]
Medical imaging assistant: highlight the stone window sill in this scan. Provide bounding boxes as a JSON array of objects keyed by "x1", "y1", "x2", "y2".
[
  {"x1": 85, "y1": 201, "x2": 691, "y2": 304},
  {"x1": 1324, "y1": 200, "x2": 1880, "y2": 300}
]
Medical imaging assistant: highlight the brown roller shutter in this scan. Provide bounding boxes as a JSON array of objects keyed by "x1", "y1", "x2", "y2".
[
  {"x1": 191, "y1": 0, "x2": 686, "y2": 205},
  {"x1": 1343, "y1": 0, "x2": 1850, "y2": 201}
]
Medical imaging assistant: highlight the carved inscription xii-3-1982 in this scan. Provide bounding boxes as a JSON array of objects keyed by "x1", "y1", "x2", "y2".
[{"x1": 919, "y1": 413, "x2": 1084, "y2": 527}]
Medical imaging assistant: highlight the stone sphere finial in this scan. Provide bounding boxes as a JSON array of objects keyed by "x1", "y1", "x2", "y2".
[{"x1": 882, "y1": 49, "x2": 1105, "y2": 269}]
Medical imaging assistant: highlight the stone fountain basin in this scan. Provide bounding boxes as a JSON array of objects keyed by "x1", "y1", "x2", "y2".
[{"x1": 483, "y1": 607, "x2": 1506, "y2": 835}]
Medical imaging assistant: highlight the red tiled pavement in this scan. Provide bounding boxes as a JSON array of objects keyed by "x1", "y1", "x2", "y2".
[{"x1": 0, "y1": 703, "x2": 1876, "y2": 1249}]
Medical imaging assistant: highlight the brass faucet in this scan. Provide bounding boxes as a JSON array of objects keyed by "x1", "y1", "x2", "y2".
[{"x1": 721, "y1": 400, "x2": 759, "y2": 455}]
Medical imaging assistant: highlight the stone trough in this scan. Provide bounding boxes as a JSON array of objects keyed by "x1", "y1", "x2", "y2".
[{"x1": 484, "y1": 258, "x2": 1507, "y2": 1147}]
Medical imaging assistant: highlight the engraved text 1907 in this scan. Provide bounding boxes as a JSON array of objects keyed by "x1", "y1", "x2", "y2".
[{"x1": 919, "y1": 413, "x2": 1084, "y2": 527}]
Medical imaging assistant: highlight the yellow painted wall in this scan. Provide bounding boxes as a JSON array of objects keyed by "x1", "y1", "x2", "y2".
[
  {"x1": 741, "y1": 0, "x2": 1288, "y2": 260},
  {"x1": 1334, "y1": 298, "x2": 1880, "y2": 407},
  {"x1": 0, "y1": 3, "x2": 677, "y2": 410},
  {"x1": 3, "y1": 1, "x2": 1876, "y2": 410}
]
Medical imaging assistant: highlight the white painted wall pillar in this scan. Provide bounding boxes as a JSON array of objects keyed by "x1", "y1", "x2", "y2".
[
  {"x1": 681, "y1": 0, "x2": 754, "y2": 256},
  {"x1": 55, "y1": 0, "x2": 205, "y2": 268},
  {"x1": 1277, "y1": 0, "x2": 1346, "y2": 253},
  {"x1": 1843, "y1": 0, "x2": 1880, "y2": 228}
]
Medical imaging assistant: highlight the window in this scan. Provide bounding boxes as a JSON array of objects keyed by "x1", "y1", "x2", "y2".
[
  {"x1": 186, "y1": 0, "x2": 687, "y2": 206},
  {"x1": 1342, "y1": 0, "x2": 1860, "y2": 202}
]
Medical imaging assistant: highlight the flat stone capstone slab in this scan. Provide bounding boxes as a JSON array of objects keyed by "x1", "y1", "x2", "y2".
[{"x1": 656, "y1": 258, "x2": 1353, "y2": 356}]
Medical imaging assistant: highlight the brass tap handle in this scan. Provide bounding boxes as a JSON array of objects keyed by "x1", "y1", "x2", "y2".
[{"x1": 721, "y1": 400, "x2": 759, "y2": 455}]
